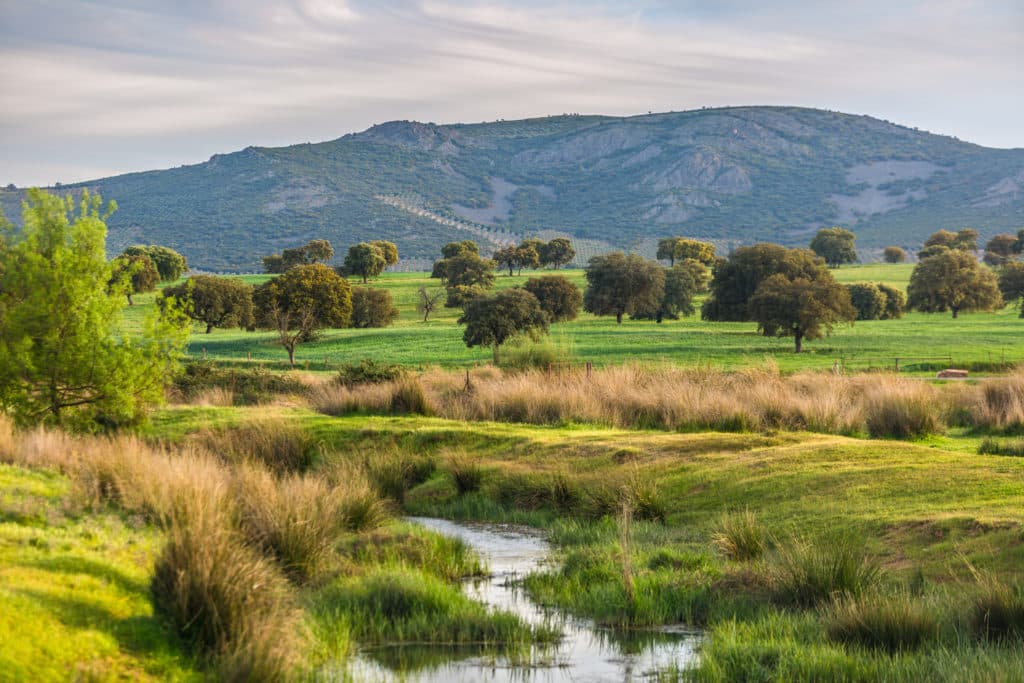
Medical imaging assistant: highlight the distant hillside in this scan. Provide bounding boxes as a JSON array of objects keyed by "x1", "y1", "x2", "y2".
[{"x1": 3, "y1": 106, "x2": 1023, "y2": 271}]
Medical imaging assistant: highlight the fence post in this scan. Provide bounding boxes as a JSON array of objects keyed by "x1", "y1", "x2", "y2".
[
  {"x1": 247, "y1": 351, "x2": 252, "y2": 363},
  {"x1": 305, "y1": 360, "x2": 310, "y2": 371},
  {"x1": 464, "y1": 369, "x2": 471, "y2": 392},
  {"x1": 324, "y1": 355, "x2": 329, "y2": 369},
  {"x1": 894, "y1": 357, "x2": 899, "y2": 372},
  {"x1": 586, "y1": 361, "x2": 592, "y2": 380},
  {"x1": 202, "y1": 347, "x2": 207, "y2": 360}
]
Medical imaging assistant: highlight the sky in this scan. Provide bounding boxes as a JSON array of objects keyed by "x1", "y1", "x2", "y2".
[{"x1": 1, "y1": 0, "x2": 1022, "y2": 187}]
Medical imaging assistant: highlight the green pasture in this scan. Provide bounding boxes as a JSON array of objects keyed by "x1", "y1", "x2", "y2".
[{"x1": 121, "y1": 263, "x2": 1024, "y2": 373}]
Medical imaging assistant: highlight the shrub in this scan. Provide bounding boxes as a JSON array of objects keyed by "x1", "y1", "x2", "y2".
[
  {"x1": 883, "y1": 246, "x2": 906, "y2": 263},
  {"x1": 826, "y1": 592, "x2": 941, "y2": 652},
  {"x1": 388, "y1": 377, "x2": 434, "y2": 415},
  {"x1": 713, "y1": 509, "x2": 769, "y2": 561},
  {"x1": 151, "y1": 509, "x2": 302, "y2": 677},
  {"x1": 499, "y1": 335, "x2": 574, "y2": 371},
  {"x1": 772, "y1": 535, "x2": 882, "y2": 607},
  {"x1": 173, "y1": 362, "x2": 310, "y2": 405},
  {"x1": 348, "y1": 287, "x2": 400, "y2": 328},
  {"x1": 366, "y1": 452, "x2": 436, "y2": 503},
  {"x1": 621, "y1": 473, "x2": 667, "y2": 523},
  {"x1": 846, "y1": 283, "x2": 887, "y2": 321},
  {"x1": 336, "y1": 358, "x2": 406, "y2": 387}
]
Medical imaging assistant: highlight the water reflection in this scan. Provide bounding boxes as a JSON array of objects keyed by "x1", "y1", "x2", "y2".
[{"x1": 339, "y1": 517, "x2": 700, "y2": 682}]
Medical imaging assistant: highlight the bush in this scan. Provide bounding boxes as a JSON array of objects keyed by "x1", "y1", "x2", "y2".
[
  {"x1": 978, "y1": 438, "x2": 1024, "y2": 457},
  {"x1": 883, "y1": 246, "x2": 906, "y2": 263},
  {"x1": 151, "y1": 510, "x2": 302, "y2": 677},
  {"x1": 847, "y1": 283, "x2": 887, "y2": 321},
  {"x1": 772, "y1": 535, "x2": 882, "y2": 607},
  {"x1": 336, "y1": 358, "x2": 406, "y2": 387},
  {"x1": 499, "y1": 336, "x2": 574, "y2": 371},
  {"x1": 173, "y1": 361, "x2": 310, "y2": 405},
  {"x1": 826, "y1": 592, "x2": 941, "y2": 652},
  {"x1": 713, "y1": 509, "x2": 769, "y2": 561},
  {"x1": 349, "y1": 287, "x2": 400, "y2": 328},
  {"x1": 367, "y1": 452, "x2": 436, "y2": 503},
  {"x1": 446, "y1": 452, "x2": 485, "y2": 495}
]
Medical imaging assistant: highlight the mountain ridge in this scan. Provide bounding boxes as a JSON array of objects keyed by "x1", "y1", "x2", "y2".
[{"x1": 3, "y1": 106, "x2": 1022, "y2": 271}]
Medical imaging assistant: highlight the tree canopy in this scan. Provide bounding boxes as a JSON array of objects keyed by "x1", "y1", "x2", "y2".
[
  {"x1": 444, "y1": 253, "x2": 496, "y2": 308},
  {"x1": 907, "y1": 249, "x2": 1001, "y2": 318},
  {"x1": 984, "y1": 234, "x2": 1018, "y2": 266},
  {"x1": 633, "y1": 260, "x2": 710, "y2": 322},
  {"x1": 583, "y1": 252, "x2": 665, "y2": 324},
  {"x1": 263, "y1": 239, "x2": 335, "y2": 274},
  {"x1": 161, "y1": 275, "x2": 255, "y2": 333},
  {"x1": 998, "y1": 261, "x2": 1024, "y2": 317},
  {"x1": 111, "y1": 252, "x2": 159, "y2": 305},
  {"x1": 749, "y1": 271, "x2": 855, "y2": 352},
  {"x1": 253, "y1": 264, "x2": 351, "y2": 366},
  {"x1": 539, "y1": 238, "x2": 575, "y2": 269},
  {"x1": 349, "y1": 286, "x2": 400, "y2": 328},
  {"x1": 343, "y1": 242, "x2": 387, "y2": 283},
  {"x1": 523, "y1": 275, "x2": 583, "y2": 323},
  {"x1": 702, "y1": 244, "x2": 823, "y2": 322},
  {"x1": 918, "y1": 228, "x2": 978, "y2": 260},
  {"x1": 0, "y1": 189, "x2": 189, "y2": 430},
  {"x1": 883, "y1": 246, "x2": 906, "y2": 264},
  {"x1": 124, "y1": 244, "x2": 188, "y2": 281},
  {"x1": 809, "y1": 227, "x2": 857, "y2": 267},
  {"x1": 459, "y1": 289, "x2": 549, "y2": 363},
  {"x1": 369, "y1": 240, "x2": 399, "y2": 266},
  {"x1": 656, "y1": 237, "x2": 716, "y2": 267}
]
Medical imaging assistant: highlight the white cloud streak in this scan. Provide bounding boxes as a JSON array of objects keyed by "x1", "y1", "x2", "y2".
[{"x1": 0, "y1": 0, "x2": 1021, "y2": 186}]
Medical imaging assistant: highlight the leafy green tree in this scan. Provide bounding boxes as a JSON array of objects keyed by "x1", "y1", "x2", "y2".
[
  {"x1": 459, "y1": 289, "x2": 549, "y2": 363},
  {"x1": 907, "y1": 249, "x2": 1001, "y2": 318},
  {"x1": 161, "y1": 275, "x2": 254, "y2": 333},
  {"x1": 702, "y1": 244, "x2": 823, "y2": 322},
  {"x1": 918, "y1": 228, "x2": 978, "y2": 260},
  {"x1": 370, "y1": 240, "x2": 399, "y2": 266},
  {"x1": 304, "y1": 239, "x2": 334, "y2": 264},
  {"x1": 673, "y1": 239, "x2": 716, "y2": 266},
  {"x1": 111, "y1": 252, "x2": 159, "y2": 305},
  {"x1": 633, "y1": 260, "x2": 710, "y2": 322},
  {"x1": 349, "y1": 287, "x2": 400, "y2": 328},
  {"x1": 656, "y1": 237, "x2": 683, "y2": 265},
  {"x1": 749, "y1": 272, "x2": 855, "y2": 353},
  {"x1": 493, "y1": 245, "x2": 518, "y2": 277},
  {"x1": 124, "y1": 245, "x2": 188, "y2": 281},
  {"x1": 809, "y1": 227, "x2": 857, "y2": 268},
  {"x1": 444, "y1": 253, "x2": 496, "y2": 308},
  {"x1": 846, "y1": 283, "x2": 887, "y2": 320},
  {"x1": 883, "y1": 246, "x2": 906, "y2": 264},
  {"x1": 583, "y1": 252, "x2": 665, "y2": 324},
  {"x1": 523, "y1": 275, "x2": 583, "y2": 323},
  {"x1": 539, "y1": 238, "x2": 575, "y2": 269},
  {"x1": 416, "y1": 286, "x2": 445, "y2": 322},
  {"x1": 253, "y1": 264, "x2": 351, "y2": 366},
  {"x1": 877, "y1": 283, "x2": 906, "y2": 320},
  {"x1": 263, "y1": 239, "x2": 334, "y2": 273},
  {"x1": 0, "y1": 189, "x2": 190, "y2": 430},
  {"x1": 515, "y1": 244, "x2": 541, "y2": 274},
  {"x1": 441, "y1": 240, "x2": 479, "y2": 258},
  {"x1": 998, "y1": 262, "x2": 1024, "y2": 317},
  {"x1": 984, "y1": 234, "x2": 1018, "y2": 266},
  {"x1": 343, "y1": 242, "x2": 387, "y2": 283}
]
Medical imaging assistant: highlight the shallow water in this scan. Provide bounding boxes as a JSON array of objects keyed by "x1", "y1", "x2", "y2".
[{"x1": 342, "y1": 517, "x2": 701, "y2": 682}]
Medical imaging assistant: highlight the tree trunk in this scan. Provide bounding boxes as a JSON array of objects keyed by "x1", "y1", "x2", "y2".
[
  {"x1": 362, "y1": 274, "x2": 368, "y2": 284},
  {"x1": 493, "y1": 343, "x2": 500, "y2": 365},
  {"x1": 952, "y1": 307, "x2": 959, "y2": 319},
  {"x1": 206, "y1": 323, "x2": 214, "y2": 333},
  {"x1": 508, "y1": 266, "x2": 514, "y2": 276},
  {"x1": 616, "y1": 312, "x2": 623, "y2": 324},
  {"x1": 287, "y1": 344, "x2": 296, "y2": 367},
  {"x1": 794, "y1": 332, "x2": 803, "y2": 353},
  {"x1": 127, "y1": 293, "x2": 134, "y2": 306}
]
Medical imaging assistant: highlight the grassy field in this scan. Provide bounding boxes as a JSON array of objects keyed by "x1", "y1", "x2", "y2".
[{"x1": 120, "y1": 264, "x2": 1024, "y2": 373}]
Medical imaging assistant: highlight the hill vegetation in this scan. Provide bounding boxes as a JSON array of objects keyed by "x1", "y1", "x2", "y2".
[{"x1": 4, "y1": 106, "x2": 1023, "y2": 271}]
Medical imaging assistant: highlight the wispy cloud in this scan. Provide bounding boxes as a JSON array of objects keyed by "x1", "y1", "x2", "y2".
[{"x1": 1, "y1": 0, "x2": 1021, "y2": 186}]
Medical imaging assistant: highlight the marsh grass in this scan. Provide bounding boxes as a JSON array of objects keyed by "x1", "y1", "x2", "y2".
[
  {"x1": 825, "y1": 591, "x2": 942, "y2": 652},
  {"x1": 713, "y1": 509, "x2": 770, "y2": 561},
  {"x1": 366, "y1": 450, "x2": 436, "y2": 503},
  {"x1": 445, "y1": 451, "x2": 485, "y2": 495},
  {"x1": 772, "y1": 535, "x2": 882, "y2": 607},
  {"x1": 970, "y1": 575, "x2": 1024, "y2": 642},
  {"x1": 196, "y1": 417, "x2": 321, "y2": 473},
  {"x1": 977, "y1": 437, "x2": 1024, "y2": 457}
]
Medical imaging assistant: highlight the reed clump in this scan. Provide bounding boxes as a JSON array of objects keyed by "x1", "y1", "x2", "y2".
[
  {"x1": 196, "y1": 417, "x2": 321, "y2": 473},
  {"x1": 713, "y1": 509, "x2": 770, "y2": 561},
  {"x1": 771, "y1": 534, "x2": 882, "y2": 607},
  {"x1": 826, "y1": 591, "x2": 942, "y2": 652}
]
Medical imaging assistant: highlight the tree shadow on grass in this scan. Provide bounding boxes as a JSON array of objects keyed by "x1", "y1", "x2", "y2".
[{"x1": 14, "y1": 554, "x2": 150, "y2": 596}]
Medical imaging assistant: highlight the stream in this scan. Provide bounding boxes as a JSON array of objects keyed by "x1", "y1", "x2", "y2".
[{"x1": 343, "y1": 517, "x2": 701, "y2": 682}]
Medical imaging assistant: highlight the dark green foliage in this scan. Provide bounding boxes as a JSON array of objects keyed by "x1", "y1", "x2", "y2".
[
  {"x1": 343, "y1": 242, "x2": 387, "y2": 283},
  {"x1": 459, "y1": 288, "x2": 549, "y2": 363},
  {"x1": 883, "y1": 246, "x2": 906, "y2": 263},
  {"x1": 162, "y1": 275, "x2": 255, "y2": 333},
  {"x1": 984, "y1": 234, "x2": 1017, "y2": 266},
  {"x1": 583, "y1": 252, "x2": 665, "y2": 324},
  {"x1": 998, "y1": 261, "x2": 1024, "y2": 317},
  {"x1": 907, "y1": 249, "x2": 1002, "y2": 318},
  {"x1": 748, "y1": 269, "x2": 855, "y2": 353},
  {"x1": 111, "y1": 252, "x2": 159, "y2": 305},
  {"x1": 370, "y1": 239, "x2": 399, "y2": 266},
  {"x1": 349, "y1": 286, "x2": 399, "y2": 328},
  {"x1": 877, "y1": 283, "x2": 906, "y2": 319},
  {"x1": 252, "y1": 263, "x2": 352, "y2": 366},
  {"x1": 493, "y1": 242, "x2": 540, "y2": 276},
  {"x1": 810, "y1": 227, "x2": 858, "y2": 267},
  {"x1": 702, "y1": 244, "x2": 823, "y2": 322},
  {"x1": 917, "y1": 228, "x2": 979, "y2": 260},
  {"x1": 633, "y1": 259, "x2": 709, "y2": 321},
  {"x1": 978, "y1": 438, "x2": 1024, "y2": 457},
  {"x1": 443, "y1": 253, "x2": 495, "y2": 307},
  {"x1": 336, "y1": 358, "x2": 406, "y2": 387},
  {"x1": 847, "y1": 283, "x2": 887, "y2": 321},
  {"x1": 173, "y1": 362, "x2": 309, "y2": 404},
  {"x1": 522, "y1": 275, "x2": 583, "y2": 323},
  {"x1": 539, "y1": 237, "x2": 575, "y2": 269},
  {"x1": 441, "y1": 240, "x2": 479, "y2": 259},
  {"x1": 262, "y1": 239, "x2": 334, "y2": 273},
  {"x1": 123, "y1": 244, "x2": 188, "y2": 281}
]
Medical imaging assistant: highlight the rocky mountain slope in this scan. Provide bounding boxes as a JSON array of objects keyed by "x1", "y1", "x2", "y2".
[{"x1": 3, "y1": 106, "x2": 1022, "y2": 271}]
